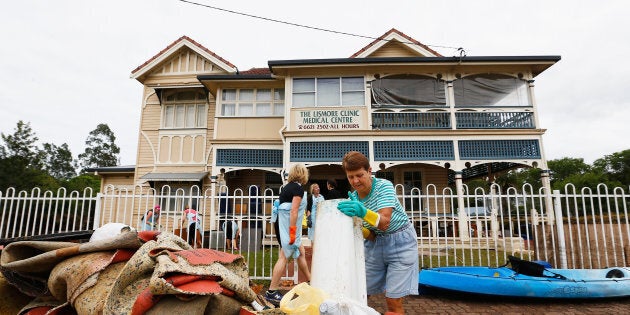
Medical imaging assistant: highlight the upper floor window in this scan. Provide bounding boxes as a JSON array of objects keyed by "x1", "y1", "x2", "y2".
[
  {"x1": 371, "y1": 74, "x2": 446, "y2": 107},
  {"x1": 163, "y1": 91, "x2": 207, "y2": 128},
  {"x1": 221, "y1": 88, "x2": 285, "y2": 116},
  {"x1": 453, "y1": 74, "x2": 530, "y2": 107},
  {"x1": 292, "y1": 77, "x2": 364, "y2": 107}
]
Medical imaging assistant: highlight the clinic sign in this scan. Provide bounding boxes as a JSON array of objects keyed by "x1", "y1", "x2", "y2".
[{"x1": 294, "y1": 109, "x2": 363, "y2": 131}]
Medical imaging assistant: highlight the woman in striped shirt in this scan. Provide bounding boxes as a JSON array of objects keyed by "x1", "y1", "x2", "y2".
[{"x1": 337, "y1": 151, "x2": 419, "y2": 315}]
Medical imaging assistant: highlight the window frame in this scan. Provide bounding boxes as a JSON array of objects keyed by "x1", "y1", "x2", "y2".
[
  {"x1": 292, "y1": 76, "x2": 365, "y2": 108},
  {"x1": 453, "y1": 74, "x2": 531, "y2": 107},
  {"x1": 161, "y1": 90, "x2": 208, "y2": 129},
  {"x1": 220, "y1": 88, "x2": 285, "y2": 117}
]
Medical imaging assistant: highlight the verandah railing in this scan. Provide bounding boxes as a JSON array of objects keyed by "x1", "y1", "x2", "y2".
[{"x1": 1, "y1": 184, "x2": 629, "y2": 280}]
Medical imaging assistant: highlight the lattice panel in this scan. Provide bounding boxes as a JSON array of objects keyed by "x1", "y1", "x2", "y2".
[
  {"x1": 216, "y1": 149, "x2": 283, "y2": 167},
  {"x1": 459, "y1": 140, "x2": 540, "y2": 159},
  {"x1": 290, "y1": 141, "x2": 369, "y2": 162},
  {"x1": 374, "y1": 141, "x2": 454, "y2": 161}
]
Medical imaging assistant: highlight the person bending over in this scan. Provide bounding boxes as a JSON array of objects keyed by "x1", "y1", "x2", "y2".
[{"x1": 337, "y1": 151, "x2": 419, "y2": 315}]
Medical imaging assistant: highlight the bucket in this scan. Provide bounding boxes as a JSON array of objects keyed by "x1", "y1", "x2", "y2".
[
  {"x1": 279, "y1": 282, "x2": 328, "y2": 315},
  {"x1": 310, "y1": 199, "x2": 367, "y2": 304}
]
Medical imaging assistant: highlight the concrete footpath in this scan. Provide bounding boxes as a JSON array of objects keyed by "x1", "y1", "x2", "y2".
[{"x1": 367, "y1": 291, "x2": 630, "y2": 314}]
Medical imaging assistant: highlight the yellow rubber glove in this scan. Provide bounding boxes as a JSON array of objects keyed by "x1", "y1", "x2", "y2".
[
  {"x1": 362, "y1": 227, "x2": 371, "y2": 239},
  {"x1": 337, "y1": 193, "x2": 380, "y2": 227}
]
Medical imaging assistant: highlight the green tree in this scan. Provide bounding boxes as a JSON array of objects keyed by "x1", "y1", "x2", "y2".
[
  {"x1": 0, "y1": 155, "x2": 59, "y2": 192},
  {"x1": 61, "y1": 173, "x2": 101, "y2": 195},
  {"x1": 494, "y1": 167, "x2": 542, "y2": 192},
  {"x1": 0, "y1": 121, "x2": 59, "y2": 191},
  {"x1": 552, "y1": 171, "x2": 621, "y2": 192},
  {"x1": 592, "y1": 149, "x2": 630, "y2": 186},
  {"x1": 42, "y1": 143, "x2": 76, "y2": 180},
  {"x1": 0, "y1": 120, "x2": 42, "y2": 167},
  {"x1": 78, "y1": 123, "x2": 120, "y2": 172},
  {"x1": 547, "y1": 158, "x2": 591, "y2": 184}
]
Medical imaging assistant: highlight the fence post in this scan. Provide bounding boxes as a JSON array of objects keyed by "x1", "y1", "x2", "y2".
[
  {"x1": 552, "y1": 189, "x2": 568, "y2": 269},
  {"x1": 93, "y1": 192, "x2": 102, "y2": 230},
  {"x1": 454, "y1": 172, "x2": 469, "y2": 241}
]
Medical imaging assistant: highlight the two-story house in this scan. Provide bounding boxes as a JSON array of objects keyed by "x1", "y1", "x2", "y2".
[{"x1": 94, "y1": 29, "x2": 559, "y2": 218}]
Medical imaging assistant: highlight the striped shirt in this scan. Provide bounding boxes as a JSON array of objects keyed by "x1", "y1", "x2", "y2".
[{"x1": 350, "y1": 177, "x2": 408, "y2": 235}]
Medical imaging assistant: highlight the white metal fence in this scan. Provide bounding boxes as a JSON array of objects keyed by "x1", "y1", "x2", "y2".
[{"x1": 1, "y1": 183, "x2": 629, "y2": 281}]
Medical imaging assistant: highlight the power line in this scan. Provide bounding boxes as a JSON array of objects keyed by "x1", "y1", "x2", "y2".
[{"x1": 176, "y1": 0, "x2": 463, "y2": 53}]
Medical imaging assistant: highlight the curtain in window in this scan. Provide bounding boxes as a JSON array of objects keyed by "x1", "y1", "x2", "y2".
[
  {"x1": 222, "y1": 104, "x2": 236, "y2": 116},
  {"x1": 185, "y1": 105, "x2": 196, "y2": 127},
  {"x1": 453, "y1": 74, "x2": 529, "y2": 106},
  {"x1": 371, "y1": 74, "x2": 446, "y2": 107},
  {"x1": 317, "y1": 78, "x2": 341, "y2": 106},
  {"x1": 175, "y1": 105, "x2": 186, "y2": 127},
  {"x1": 239, "y1": 103, "x2": 253, "y2": 116},
  {"x1": 257, "y1": 103, "x2": 271, "y2": 115},
  {"x1": 164, "y1": 106, "x2": 174, "y2": 128}
]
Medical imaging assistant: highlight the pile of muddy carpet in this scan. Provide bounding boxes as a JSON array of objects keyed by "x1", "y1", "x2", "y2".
[{"x1": 0, "y1": 227, "x2": 281, "y2": 314}]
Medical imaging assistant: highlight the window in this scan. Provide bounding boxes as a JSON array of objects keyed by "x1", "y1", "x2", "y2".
[
  {"x1": 453, "y1": 74, "x2": 530, "y2": 107},
  {"x1": 403, "y1": 171, "x2": 422, "y2": 212},
  {"x1": 221, "y1": 88, "x2": 285, "y2": 116},
  {"x1": 371, "y1": 74, "x2": 446, "y2": 107},
  {"x1": 162, "y1": 91, "x2": 207, "y2": 128},
  {"x1": 292, "y1": 77, "x2": 365, "y2": 107},
  {"x1": 155, "y1": 184, "x2": 202, "y2": 214}
]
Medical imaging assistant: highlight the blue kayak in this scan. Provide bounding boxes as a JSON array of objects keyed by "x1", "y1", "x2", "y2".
[{"x1": 419, "y1": 258, "x2": 630, "y2": 299}]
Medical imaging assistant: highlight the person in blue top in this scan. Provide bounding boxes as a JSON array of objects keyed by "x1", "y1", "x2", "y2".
[
  {"x1": 306, "y1": 183, "x2": 325, "y2": 244},
  {"x1": 265, "y1": 163, "x2": 311, "y2": 306},
  {"x1": 337, "y1": 151, "x2": 419, "y2": 315},
  {"x1": 141, "y1": 205, "x2": 160, "y2": 231}
]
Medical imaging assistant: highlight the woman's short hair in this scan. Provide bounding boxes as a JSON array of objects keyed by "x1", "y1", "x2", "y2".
[
  {"x1": 342, "y1": 151, "x2": 370, "y2": 172},
  {"x1": 287, "y1": 163, "x2": 309, "y2": 185},
  {"x1": 309, "y1": 183, "x2": 319, "y2": 194}
]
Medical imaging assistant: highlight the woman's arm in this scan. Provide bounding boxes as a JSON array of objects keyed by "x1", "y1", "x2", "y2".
[
  {"x1": 290, "y1": 195, "x2": 301, "y2": 227},
  {"x1": 288, "y1": 195, "x2": 302, "y2": 244},
  {"x1": 374, "y1": 207, "x2": 392, "y2": 231}
]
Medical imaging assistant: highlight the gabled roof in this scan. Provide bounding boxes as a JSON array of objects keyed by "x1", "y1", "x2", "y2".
[
  {"x1": 130, "y1": 36, "x2": 237, "y2": 80},
  {"x1": 240, "y1": 67, "x2": 271, "y2": 75},
  {"x1": 350, "y1": 28, "x2": 442, "y2": 58}
]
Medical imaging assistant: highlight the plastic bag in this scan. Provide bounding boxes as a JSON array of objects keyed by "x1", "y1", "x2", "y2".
[
  {"x1": 319, "y1": 298, "x2": 380, "y2": 315},
  {"x1": 280, "y1": 282, "x2": 329, "y2": 315},
  {"x1": 311, "y1": 200, "x2": 367, "y2": 304}
]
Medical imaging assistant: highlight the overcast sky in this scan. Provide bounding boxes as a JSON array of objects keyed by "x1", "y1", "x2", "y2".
[{"x1": 1, "y1": 0, "x2": 628, "y2": 166}]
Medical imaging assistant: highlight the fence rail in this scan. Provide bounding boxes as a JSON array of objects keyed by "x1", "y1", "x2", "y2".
[{"x1": 2, "y1": 184, "x2": 629, "y2": 281}]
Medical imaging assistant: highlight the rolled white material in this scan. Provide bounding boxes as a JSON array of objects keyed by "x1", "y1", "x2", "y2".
[{"x1": 310, "y1": 199, "x2": 367, "y2": 305}]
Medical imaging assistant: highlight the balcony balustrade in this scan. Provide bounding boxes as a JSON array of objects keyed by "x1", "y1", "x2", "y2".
[{"x1": 371, "y1": 110, "x2": 535, "y2": 130}]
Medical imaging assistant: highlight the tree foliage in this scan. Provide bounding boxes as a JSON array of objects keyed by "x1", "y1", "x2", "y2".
[
  {"x1": 492, "y1": 154, "x2": 628, "y2": 193},
  {"x1": 0, "y1": 155, "x2": 59, "y2": 192},
  {"x1": 60, "y1": 174, "x2": 101, "y2": 196},
  {"x1": 0, "y1": 120, "x2": 42, "y2": 167},
  {"x1": 42, "y1": 143, "x2": 76, "y2": 180},
  {"x1": 0, "y1": 121, "x2": 123, "y2": 193},
  {"x1": 78, "y1": 123, "x2": 120, "y2": 172},
  {"x1": 494, "y1": 167, "x2": 542, "y2": 192},
  {"x1": 547, "y1": 158, "x2": 592, "y2": 183},
  {"x1": 593, "y1": 149, "x2": 630, "y2": 186}
]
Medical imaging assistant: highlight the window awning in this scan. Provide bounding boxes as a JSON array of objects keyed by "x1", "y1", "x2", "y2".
[
  {"x1": 140, "y1": 172, "x2": 207, "y2": 182},
  {"x1": 150, "y1": 84, "x2": 205, "y2": 102}
]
